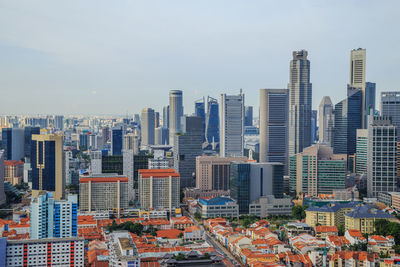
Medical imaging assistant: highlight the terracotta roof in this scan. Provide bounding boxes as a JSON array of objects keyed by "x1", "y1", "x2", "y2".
[
  {"x1": 156, "y1": 229, "x2": 183, "y2": 239},
  {"x1": 315, "y1": 225, "x2": 338, "y2": 233},
  {"x1": 4, "y1": 160, "x2": 24, "y2": 166},
  {"x1": 184, "y1": 225, "x2": 201, "y2": 233},
  {"x1": 346, "y1": 229, "x2": 363, "y2": 237},
  {"x1": 139, "y1": 169, "x2": 180, "y2": 178}
]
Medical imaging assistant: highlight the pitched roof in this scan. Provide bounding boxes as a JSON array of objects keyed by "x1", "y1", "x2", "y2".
[
  {"x1": 156, "y1": 229, "x2": 183, "y2": 239},
  {"x1": 345, "y1": 205, "x2": 394, "y2": 219}
]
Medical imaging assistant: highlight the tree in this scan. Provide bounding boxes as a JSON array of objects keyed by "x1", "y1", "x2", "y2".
[
  {"x1": 178, "y1": 232, "x2": 183, "y2": 238},
  {"x1": 337, "y1": 224, "x2": 345, "y2": 236},
  {"x1": 174, "y1": 253, "x2": 185, "y2": 261},
  {"x1": 292, "y1": 205, "x2": 306, "y2": 221},
  {"x1": 130, "y1": 223, "x2": 144, "y2": 236},
  {"x1": 194, "y1": 212, "x2": 201, "y2": 221}
]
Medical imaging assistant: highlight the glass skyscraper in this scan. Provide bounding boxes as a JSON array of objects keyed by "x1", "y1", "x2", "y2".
[
  {"x1": 111, "y1": 128, "x2": 123, "y2": 156},
  {"x1": 205, "y1": 96, "x2": 219, "y2": 144},
  {"x1": 230, "y1": 162, "x2": 250, "y2": 214},
  {"x1": 333, "y1": 88, "x2": 362, "y2": 155}
]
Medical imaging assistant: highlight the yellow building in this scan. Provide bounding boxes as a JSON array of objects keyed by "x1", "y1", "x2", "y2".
[
  {"x1": 31, "y1": 134, "x2": 65, "y2": 200},
  {"x1": 305, "y1": 202, "x2": 357, "y2": 227},
  {"x1": 344, "y1": 205, "x2": 396, "y2": 234}
]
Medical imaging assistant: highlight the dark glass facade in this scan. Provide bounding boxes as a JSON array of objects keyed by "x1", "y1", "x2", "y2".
[
  {"x1": 31, "y1": 140, "x2": 56, "y2": 192},
  {"x1": 230, "y1": 162, "x2": 250, "y2": 214},
  {"x1": 102, "y1": 155, "x2": 123, "y2": 175},
  {"x1": 24, "y1": 126, "x2": 40, "y2": 159},
  {"x1": 334, "y1": 89, "x2": 362, "y2": 154},
  {"x1": 112, "y1": 129, "x2": 123, "y2": 155},
  {"x1": 205, "y1": 97, "x2": 219, "y2": 143},
  {"x1": 2, "y1": 128, "x2": 12, "y2": 160}
]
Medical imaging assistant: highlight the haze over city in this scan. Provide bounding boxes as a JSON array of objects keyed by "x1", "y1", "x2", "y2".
[{"x1": 1, "y1": 0, "x2": 399, "y2": 115}]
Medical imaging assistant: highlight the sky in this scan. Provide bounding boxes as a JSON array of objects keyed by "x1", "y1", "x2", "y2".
[{"x1": 0, "y1": 0, "x2": 399, "y2": 116}]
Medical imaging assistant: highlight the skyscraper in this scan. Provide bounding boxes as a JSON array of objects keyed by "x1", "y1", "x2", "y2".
[
  {"x1": 173, "y1": 116, "x2": 203, "y2": 188},
  {"x1": 349, "y1": 48, "x2": 376, "y2": 128},
  {"x1": 311, "y1": 110, "x2": 318, "y2": 144},
  {"x1": 195, "y1": 97, "x2": 206, "y2": 141},
  {"x1": 289, "y1": 144, "x2": 347, "y2": 197},
  {"x1": 2, "y1": 128, "x2": 24, "y2": 161},
  {"x1": 381, "y1": 91, "x2": 400, "y2": 139},
  {"x1": 140, "y1": 108, "x2": 155, "y2": 149},
  {"x1": 30, "y1": 192, "x2": 77, "y2": 239},
  {"x1": 155, "y1": 127, "x2": 169, "y2": 145},
  {"x1": 163, "y1": 105, "x2": 170, "y2": 129},
  {"x1": 31, "y1": 134, "x2": 65, "y2": 200},
  {"x1": 111, "y1": 127, "x2": 123, "y2": 155},
  {"x1": 288, "y1": 50, "x2": 312, "y2": 156},
  {"x1": 244, "y1": 106, "x2": 253, "y2": 127},
  {"x1": 367, "y1": 116, "x2": 397, "y2": 197},
  {"x1": 0, "y1": 151, "x2": 6, "y2": 206},
  {"x1": 169, "y1": 90, "x2": 183, "y2": 146},
  {"x1": 318, "y1": 96, "x2": 334, "y2": 147},
  {"x1": 205, "y1": 96, "x2": 219, "y2": 144},
  {"x1": 356, "y1": 129, "x2": 368, "y2": 175},
  {"x1": 24, "y1": 126, "x2": 40, "y2": 161},
  {"x1": 90, "y1": 150, "x2": 102, "y2": 175},
  {"x1": 333, "y1": 88, "x2": 362, "y2": 155},
  {"x1": 259, "y1": 89, "x2": 288, "y2": 171},
  {"x1": 124, "y1": 133, "x2": 139, "y2": 155},
  {"x1": 220, "y1": 92, "x2": 244, "y2": 157},
  {"x1": 54, "y1": 115, "x2": 64, "y2": 130}
]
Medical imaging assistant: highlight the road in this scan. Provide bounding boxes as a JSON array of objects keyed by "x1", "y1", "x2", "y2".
[{"x1": 185, "y1": 210, "x2": 243, "y2": 267}]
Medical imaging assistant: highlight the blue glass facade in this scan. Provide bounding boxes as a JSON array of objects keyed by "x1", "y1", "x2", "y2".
[
  {"x1": 205, "y1": 97, "x2": 219, "y2": 144},
  {"x1": 333, "y1": 89, "x2": 362, "y2": 155},
  {"x1": 1, "y1": 128, "x2": 12, "y2": 160},
  {"x1": 31, "y1": 140, "x2": 56, "y2": 192},
  {"x1": 230, "y1": 162, "x2": 250, "y2": 214},
  {"x1": 24, "y1": 126, "x2": 40, "y2": 160},
  {"x1": 195, "y1": 99, "x2": 206, "y2": 141},
  {"x1": 112, "y1": 128, "x2": 123, "y2": 155}
]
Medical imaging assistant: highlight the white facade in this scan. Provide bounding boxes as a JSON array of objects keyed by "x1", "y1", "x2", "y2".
[
  {"x1": 169, "y1": 90, "x2": 183, "y2": 146},
  {"x1": 6, "y1": 237, "x2": 84, "y2": 267},
  {"x1": 123, "y1": 149, "x2": 135, "y2": 201},
  {"x1": 220, "y1": 92, "x2": 244, "y2": 157},
  {"x1": 318, "y1": 96, "x2": 335, "y2": 147},
  {"x1": 90, "y1": 150, "x2": 102, "y2": 175},
  {"x1": 140, "y1": 108, "x2": 155, "y2": 149},
  {"x1": 108, "y1": 231, "x2": 140, "y2": 267}
]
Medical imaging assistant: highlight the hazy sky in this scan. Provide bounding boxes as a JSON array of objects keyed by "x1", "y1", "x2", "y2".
[{"x1": 1, "y1": 1, "x2": 399, "y2": 116}]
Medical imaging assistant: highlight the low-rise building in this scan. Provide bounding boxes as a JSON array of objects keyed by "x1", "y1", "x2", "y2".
[
  {"x1": 314, "y1": 225, "x2": 338, "y2": 240},
  {"x1": 198, "y1": 197, "x2": 239, "y2": 219},
  {"x1": 305, "y1": 202, "x2": 358, "y2": 227},
  {"x1": 108, "y1": 231, "x2": 140, "y2": 267},
  {"x1": 283, "y1": 223, "x2": 313, "y2": 238},
  {"x1": 345, "y1": 229, "x2": 367, "y2": 245},
  {"x1": 368, "y1": 235, "x2": 395, "y2": 256},
  {"x1": 183, "y1": 225, "x2": 203, "y2": 241},
  {"x1": 4, "y1": 160, "x2": 24, "y2": 185},
  {"x1": 249, "y1": 195, "x2": 292, "y2": 218},
  {"x1": 345, "y1": 205, "x2": 395, "y2": 234}
]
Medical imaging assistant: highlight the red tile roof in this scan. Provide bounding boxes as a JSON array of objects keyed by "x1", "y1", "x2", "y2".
[{"x1": 139, "y1": 169, "x2": 180, "y2": 178}]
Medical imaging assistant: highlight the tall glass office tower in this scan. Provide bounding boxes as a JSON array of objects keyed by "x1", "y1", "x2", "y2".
[
  {"x1": 205, "y1": 96, "x2": 219, "y2": 144},
  {"x1": 288, "y1": 50, "x2": 312, "y2": 156}
]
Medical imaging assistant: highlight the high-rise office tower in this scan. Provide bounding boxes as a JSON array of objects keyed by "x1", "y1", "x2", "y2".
[
  {"x1": 111, "y1": 127, "x2": 123, "y2": 155},
  {"x1": 169, "y1": 90, "x2": 183, "y2": 146},
  {"x1": 244, "y1": 106, "x2": 253, "y2": 127},
  {"x1": 0, "y1": 151, "x2": 6, "y2": 206},
  {"x1": 205, "y1": 96, "x2": 219, "y2": 144},
  {"x1": 230, "y1": 162, "x2": 284, "y2": 214},
  {"x1": 155, "y1": 127, "x2": 169, "y2": 145},
  {"x1": 140, "y1": 108, "x2": 155, "y2": 149},
  {"x1": 356, "y1": 129, "x2": 368, "y2": 175},
  {"x1": 195, "y1": 156, "x2": 247, "y2": 191},
  {"x1": 195, "y1": 97, "x2": 206, "y2": 141},
  {"x1": 30, "y1": 192, "x2": 77, "y2": 239},
  {"x1": 102, "y1": 126, "x2": 110, "y2": 148},
  {"x1": 163, "y1": 105, "x2": 170, "y2": 129},
  {"x1": 318, "y1": 96, "x2": 334, "y2": 147},
  {"x1": 122, "y1": 149, "x2": 134, "y2": 201},
  {"x1": 123, "y1": 132, "x2": 139, "y2": 155},
  {"x1": 31, "y1": 134, "x2": 65, "y2": 200},
  {"x1": 79, "y1": 133, "x2": 88, "y2": 150},
  {"x1": 333, "y1": 88, "x2": 362, "y2": 155},
  {"x1": 289, "y1": 144, "x2": 347, "y2": 197},
  {"x1": 350, "y1": 48, "x2": 366, "y2": 88},
  {"x1": 311, "y1": 110, "x2": 318, "y2": 144},
  {"x1": 367, "y1": 116, "x2": 397, "y2": 197},
  {"x1": 381, "y1": 91, "x2": 400, "y2": 139},
  {"x1": 173, "y1": 116, "x2": 203, "y2": 188},
  {"x1": 259, "y1": 89, "x2": 289, "y2": 172},
  {"x1": 2, "y1": 128, "x2": 25, "y2": 161},
  {"x1": 220, "y1": 92, "x2": 244, "y2": 157},
  {"x1": 349, "y1": 48, "x2": 376, "y2": 128},
  {"x1": 288, "y1": 50, "x2": 312, "y2": 156},
  {"x1": 54, "y1": 115, "x2": 64, "y2": 130},
  {"x1": 154, "y1": 112, "x2": 160, "y2": 128},
  {"x1": 90, "y1": 150, "x2": 102, "y2": 175},
  {"x1": 24, "y1": 126, "x2": 40, "y2": 161}
]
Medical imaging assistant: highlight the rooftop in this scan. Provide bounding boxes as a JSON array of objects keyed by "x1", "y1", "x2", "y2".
[
  {"x1": 345, "y1": 205, "x2": 394, "y2": 219},
  {"x1": 139, "y1": 168, "x2": 180, "y2": 178}
]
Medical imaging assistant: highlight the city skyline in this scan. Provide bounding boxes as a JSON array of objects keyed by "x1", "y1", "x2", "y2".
[{"x1": 1, "y1": 1, "x2": 399, "y2": 115}]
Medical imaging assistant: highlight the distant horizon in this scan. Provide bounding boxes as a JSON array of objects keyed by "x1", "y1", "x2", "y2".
[{"x1": 1, "y1": 1, "x2": 399, "y2": 115}]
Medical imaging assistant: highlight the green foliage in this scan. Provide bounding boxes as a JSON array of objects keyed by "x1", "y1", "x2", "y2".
[
  {"x1": 107, "y1": 220, "x2": 144, "y2": 236},
  {"x1": 178, "y1": 232, "x2": 183, "y2": 238},
  {"x1": 174, "y1": 253, "x2": 185, "y2": 261},
  {"x1": 374, "y1": 219, "x2": 400, "y2": 244},
  {"x1": 194, "y1": 212, "x2": 201, "y2": 221},
  {"x1": 15, "y1": 182, "x2": 29, "y2": 191},
  {"x1": 337, "y1": 224, "x2": 345, "y2": 236},
  {"x1": 240, "y1": 215, "x2": 258, "y2": 228},
  {"x1": 349, "y1": 242, "x2": 367, "y2": 251},
  {"x1": 379, "y1": 250, "x2": 390, "y2": 259},
  {"x1": 393, "y1": 245, "x2": 400, "y2": 254},
  {"x1": 202, "y1": 253, "x2": 210, "y2": 259},
  {"x1": 292, "y1": 205, "x2": 306, "y2": 221}
]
